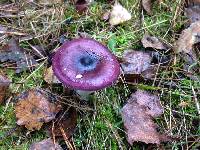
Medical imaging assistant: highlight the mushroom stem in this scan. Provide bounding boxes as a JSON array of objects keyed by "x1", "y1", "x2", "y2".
[{"x1": 76, "y1": 90, "x2": 94, "y2": 100}]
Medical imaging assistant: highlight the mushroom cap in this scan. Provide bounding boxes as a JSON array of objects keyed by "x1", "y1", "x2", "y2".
[{"x1": 52, "y1": 38, "x2": 120, "y2": 91}]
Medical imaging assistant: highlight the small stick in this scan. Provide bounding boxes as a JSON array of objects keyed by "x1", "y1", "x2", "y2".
[
  {"x1": 59, "y1": 126, "x2": 74, "y2": 150},
  {"x1": 51, "y1": 122, "x2": 56, "y2": 149},
  {"x1": 191, "y1": 86, "x2": 200, "y2": 116}
]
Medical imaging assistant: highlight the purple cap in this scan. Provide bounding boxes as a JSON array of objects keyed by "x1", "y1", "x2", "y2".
[{"x1": 52, "y1": 38, "x2": 120, "y2": 91}]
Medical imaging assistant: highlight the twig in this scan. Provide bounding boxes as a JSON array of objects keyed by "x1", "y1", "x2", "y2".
[
  {"x1": 59, "y1": 126, "x2": 74, "y2": 150},
  {"x1": 191, "y1": 86, "x2": 200, "y2": 116}
]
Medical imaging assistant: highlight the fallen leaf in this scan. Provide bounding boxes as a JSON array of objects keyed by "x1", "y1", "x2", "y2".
[
  {"x1": 46, "y1": 107, "x2": 77, "y2": 138},
  {"x1": 75, "y1": 0, "x2": 88, "y2": 13},
  {"x1": 109, "y1": 2, "x2": 131, "y2": 26},
  {"x1": 0, "y1": 38, "x2": 37, "y2": 73},
  {"x1": 122, "y1": 102, "x2": 161, "y2": 144},
  {"x1": 175, "y1": 21, "x2": 200, "y2": 75},
  {"x1": 29, "y1": 138, "x2": 62, "y2": 150},
  {"x1": 44, "y1": 66, "x2": 60, "y2": 84},
  {"x1": 121, "y1": 90, "x2": 168, "y2": 144},
  {"x1": 121, "y1": 50, "x2": 152, "y2": 75},
  {"x1": 0, "y1": 72, "x2": 11, "y2": 104},
  {"x1": 141, "y1": 66, "x2": 157, "y2": 79},
  {"x1": 175, "y1": 21, "x2": 200, "y2": 54},
  {"x1": 141, "y1": 34, "x2": 170, "y2": 50},
  {"x1": 185, "y1": 4, "x2": 200, "y2": 24},
  {"x1": 129, "y1": 90, "x2": 163, "y2": 117},
  {"x1": 142, "y1": 0, "x2": 153, "y2": 15},
  {"x1": 15, "y1": 89, "x2": 61, "y2": 131},
  {"x1": 178, "y1": 101, "x2": 189, "y2": 107}
]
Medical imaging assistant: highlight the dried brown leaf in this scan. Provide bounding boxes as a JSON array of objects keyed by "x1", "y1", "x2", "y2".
[
  {"x1": 47, "y1": 108, "x2": 77, "y2": 138},
  {"x1": 175, "y1": 21, "x2": 200, "y2": 73},
  {"x1": 109, "y1": 2, "x2": 131, "y2": 26},
  {"x1": 141, "y1": 66, "x2": 157, "y2": 79},
  {"x1": 44, "y1": 66, "x2": 60, "y2": 84},
  {"x1": 0, "y1": 38, "x2": 37, "y2": 73},
  {"x1": 122, "y1": 102, "x2": 161, "y2": 144},
  {"x1": 0, "y1": 72, "x2": 11, "y2": 104},
  {"x1": 29, "y1": 138, "x2": 62, "y2": 150},
  {"x1": 141, "y1": 34, "x2": 170, "y2": 50},
  {"x1": 75, "y1": 0, "x2": 88, "y2": 13},
  {"x1": 15, "y1": 89, "x2": 61, "y2": 131},
  {"x1": 121, "y1": 50, "x2": 152, "y2": 75},
  {"x1": 185, "y1": 5, "x2": 200, "y2": 24},
  {"x1": 121, "y1": 90, "x2": 168, "y2": 144},
  {"x1": 142, "y1": 0, "x2": 153, "y2": 15},
  {"x1": 130, "y1": 90, "x2": 163, "y2": 117},
  {"x1": 175, "y1": 21, "x2": 200, "y2": 54},
  {"x1": 178, "y1": 101, "x2": 189, "y2": 107}
]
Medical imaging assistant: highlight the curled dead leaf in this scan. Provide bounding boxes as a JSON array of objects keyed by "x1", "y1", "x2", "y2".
[
  {"x1": 0, "y1": 72, "x2": 11, "y2": 104},
  {"x1": 185, "y1": 5, "x2": 200, "y2": 24},
  {"x1": 142, "y1": 0, "x2": 153, "y2": 15},
  {"x1": 141, "y1": 34, "x2": 170, "y2": 50},
  {"x1": 121, "y1": 50, "x2": 152, "y2": 75},
  {"x1": 175, "y1": 21, "x2": 200, "y2": 76},
  {"x1": 121, "y1": 90, "x2": 169, "y2": 144},
  {"x1": 175, "y1": 21, "x2": 200, "y2": 54},
  {"x1": 109, "y1": 2, "x2": 131, "y2": 26},
  {"x1": 0, "y1": 38, "x2": 37, "y2": 73},
  {"x1": 44, "y1": 66, "x2": 60, "y2": 84},
  {"x1": 29, "y1": 138, "x2": 62, "y2": 150},
  {"x1": 15, "y1": 89, "x2": 61, "y2": 131}
]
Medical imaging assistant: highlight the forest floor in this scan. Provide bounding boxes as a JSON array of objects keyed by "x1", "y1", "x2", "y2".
[{"x1": 0, "y1": 0, "x2": 199, "y2": 150}]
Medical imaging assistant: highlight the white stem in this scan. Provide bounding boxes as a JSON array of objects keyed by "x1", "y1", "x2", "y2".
[{"x1": 76, "y1": 90, "x2": 94, "y2": 100}]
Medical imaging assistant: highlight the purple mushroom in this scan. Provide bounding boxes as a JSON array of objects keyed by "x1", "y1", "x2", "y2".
[{"x1": 52, "y1": 38, "x2": 120, "y2": 92}]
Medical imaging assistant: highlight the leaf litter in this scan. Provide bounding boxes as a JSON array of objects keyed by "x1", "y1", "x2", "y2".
[
  {"x1": 0, "y1": 0, "x2": 199, "y2": 149},
  {"x1": 0, "y1": 38, "x2": 37, "y2": 73},
  {"x1": 121, "y1": 50, "x2": 152, "y2": 75},
  {"x1": 109, "y1": 2, "x2": 132, "y2": 26},
  {"x1": 44, "y1": 66, "x2": 60, "y2": 84},
  {"x1": 141, "y1": 34, "x2": 171, "y2": 51},
  {"x1": 46, "y1": 107, "x2": 77, "y2": 139},
  {"x1": 0, "y1": 72, "x2": 11, "y2": 104},
  {"x1": 185, "y1": 4, "x2": 200, "y2": 24},
  {"x1": 142, "y1": 0, "x2": 153, "y2": 15},
  {"x1": 29, "y1": 138, "x2": 62, "y2": 150},
  {"x1": 120, "y1": 49, "x2": 159, "y2": 80},
  {"x1": 15, "y1": 89, "x2": 61, "y2": 131},
  {"x1": 121, "y1": 90, "x2": 169, "y2": 144},
  {"x1": 175, "y1": 21, "x2": 200, "y2": 75}
]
